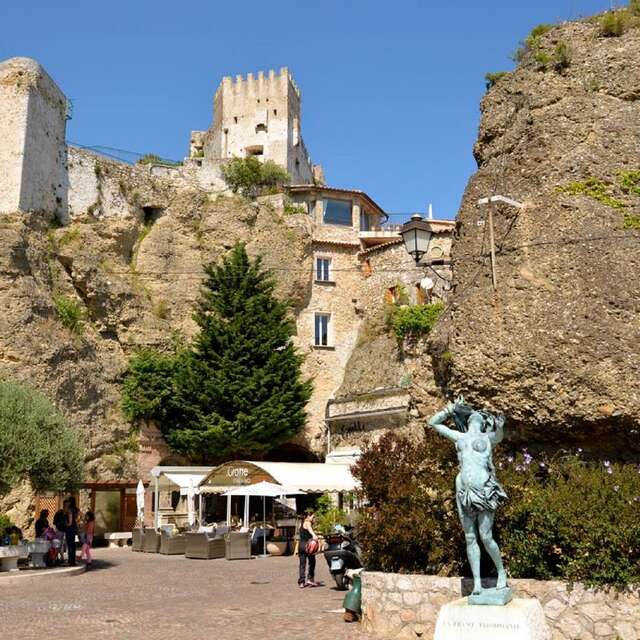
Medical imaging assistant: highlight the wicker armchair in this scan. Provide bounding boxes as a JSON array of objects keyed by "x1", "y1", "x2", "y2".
[
  {"x1": 132, "y1": 528, "x2": 143, "y2": 552},
  {"x1": 225, "y1": 531, "x2": 252, "y2": 560},
  {"x1": 142, "y1": 530, "x2": 160, "y2": 553},
  {"x1": 185, "y1": 532, "x2": 225, "y2": 559},
  {"x1": 160, "y1": 531, "x2": 186, "y2": 555}
]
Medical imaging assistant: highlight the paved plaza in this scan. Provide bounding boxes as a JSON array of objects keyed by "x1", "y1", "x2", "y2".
[{"x1": 0, "y1": 548, "x2": 372, "y2": 640}]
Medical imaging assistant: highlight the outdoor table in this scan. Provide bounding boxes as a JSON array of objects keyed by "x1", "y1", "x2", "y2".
[
  {"x1": 26, "y1": 541, "x2": 51, "y2": 568},
  {"x1": 0, "y1": 547, "x2": 20, "y2": 572}
]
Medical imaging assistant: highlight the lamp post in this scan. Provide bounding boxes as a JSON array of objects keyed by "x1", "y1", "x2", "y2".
[{"x1": 400, "y1": 213, "x2": 432, "y2": 264}]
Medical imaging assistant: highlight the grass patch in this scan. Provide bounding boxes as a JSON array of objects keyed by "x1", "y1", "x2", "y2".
[
  {"x1": 58, "y1": 226, "x2": 81, "y2": 248},
  {"x1": 556, "y1": 178, "x2": 625, "y2": 209},
  {"x1": 137, "y1": 153, "x2": 181, "y2": 167},
  {"x1": 619, "y1": 169, "x2": 640, "y2": 196},
  {"x1": 53, "y1": 295, "x2": 84, "y2": 335},
  {"x1": 152, "y1": 299, "x2": 169, "y2": 319},
  {"x1": 623, "y1": 213, "x2": 640, "y2": 230}
]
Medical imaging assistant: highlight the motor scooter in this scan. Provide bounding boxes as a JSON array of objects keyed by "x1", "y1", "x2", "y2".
[{"x1": 322, "y1": 525, "x2": 362, "y2": 590}]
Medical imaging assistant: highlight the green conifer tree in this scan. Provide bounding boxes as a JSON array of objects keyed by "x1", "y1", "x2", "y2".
[{"x1": 123, "y1": 243, "x2": 311, "y2": 461}]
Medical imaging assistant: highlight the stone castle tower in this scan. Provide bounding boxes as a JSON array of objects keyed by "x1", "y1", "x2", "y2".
[
  {"x1": 190, "y1": 67, "x2": 321, "y2": 185},
  {"x1": 0, "y1": 57, "x2": 67, "y2": 217}
]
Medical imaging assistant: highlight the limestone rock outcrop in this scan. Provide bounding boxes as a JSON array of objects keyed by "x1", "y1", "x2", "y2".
[
  {"x1": 0, "y1": 181, "x2": 312, "y2": 485},
  {"x1": 431, "y1": 19, "x2": 640, "y2": 453}
]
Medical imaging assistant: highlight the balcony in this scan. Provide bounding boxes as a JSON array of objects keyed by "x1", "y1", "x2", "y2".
[{"x1": 359, "y1": 223, "x2": 402, "y2": 247}]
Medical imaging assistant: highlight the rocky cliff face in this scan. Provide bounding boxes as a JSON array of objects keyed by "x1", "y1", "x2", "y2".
[
  {"x1": 431, "y1": 19, "x2": 640, "y2": 454},
  {"x1": 0, "y1": 168, "x2": 313, "y2": 494}
]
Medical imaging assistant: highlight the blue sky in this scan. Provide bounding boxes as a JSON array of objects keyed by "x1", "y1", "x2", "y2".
[{"x1": 1, "y1": 0, "x2": 614, "y2": 220}]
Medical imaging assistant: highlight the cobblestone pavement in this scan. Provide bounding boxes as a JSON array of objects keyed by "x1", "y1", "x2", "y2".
[{"x1": 0, "y1": 548, "x2": 372, "y2": 640}]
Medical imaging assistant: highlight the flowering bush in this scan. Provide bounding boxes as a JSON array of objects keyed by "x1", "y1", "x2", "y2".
[{"x1": 353, "y1": 433, "x2": 640, "y2": 589}]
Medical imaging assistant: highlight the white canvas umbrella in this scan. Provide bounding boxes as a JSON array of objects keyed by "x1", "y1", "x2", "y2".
[
  {"x1": 136, "y1": 480, "x2": 145, "y2": 526},
  {"x1": 222, "y1": 481, "x2": 305, "y2": 556},
  {"x1": 186, "y1": 477, "x2": 196, "y2": 528}
]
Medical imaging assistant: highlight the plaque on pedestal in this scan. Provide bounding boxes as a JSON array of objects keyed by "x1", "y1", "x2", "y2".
[{"x1": 434, "y1": 597, "x2": 550, "y2": 640}]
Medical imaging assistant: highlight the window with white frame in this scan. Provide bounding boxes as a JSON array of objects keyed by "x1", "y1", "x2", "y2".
[
  {"x1": 314, "y1": 313, "x2": 331, "y2": 347},
  {"x1": 316, "y1": 257, "x2": 332, "y2": 282}
]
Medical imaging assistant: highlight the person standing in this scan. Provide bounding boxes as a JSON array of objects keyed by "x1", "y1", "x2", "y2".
[
  {"x1": 65, "y1": 497, "x2": 79, "y2": 567},
  {"x1": 80, "y1": 511, "x2": 96, "y2": 568},
  {"x1": 298, "y1": 511, "x2": 320, "y2": 588},
  {"x1": 35, "y1": 509, "x2": 50, "y2": 538},
  {"x1": 53, "y1": 505, "x2": 67, "y2": 565}
]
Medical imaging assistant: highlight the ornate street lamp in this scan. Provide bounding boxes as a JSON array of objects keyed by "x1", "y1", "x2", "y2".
[{"x1": 400, "y1": 213, "x2": 432, "y2": 264}]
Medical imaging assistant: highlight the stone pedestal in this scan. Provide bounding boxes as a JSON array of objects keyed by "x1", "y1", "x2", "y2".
[{"x1": 434, "y1": 597, "x2": 550, "y2": 640}]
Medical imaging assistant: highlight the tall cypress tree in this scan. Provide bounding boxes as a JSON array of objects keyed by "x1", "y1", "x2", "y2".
[{"x1": 123, "y1": 243, "x2": 312, "y2": 462}]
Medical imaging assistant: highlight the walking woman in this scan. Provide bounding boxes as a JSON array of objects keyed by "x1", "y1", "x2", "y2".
[
  {"x1": 298, "y1": 511, "x2": 320, "y2": 588},
  {"x1": 65, "y1": 497, "x2": 80, "y2": 567}
]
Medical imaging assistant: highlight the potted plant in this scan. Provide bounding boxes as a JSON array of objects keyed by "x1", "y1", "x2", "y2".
[{"x1": 266, "y1": 535, "x2": 289, "y2": 556}]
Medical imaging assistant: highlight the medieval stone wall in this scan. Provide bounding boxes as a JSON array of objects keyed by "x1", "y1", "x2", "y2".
[{"x1": 362, "y1": 572, "x2": 640, "y2": 640}]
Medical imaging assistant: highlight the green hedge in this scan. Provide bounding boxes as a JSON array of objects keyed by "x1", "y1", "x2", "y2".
[{"x1": 353, "y1": 432, "x2": 640, "y2": 589}]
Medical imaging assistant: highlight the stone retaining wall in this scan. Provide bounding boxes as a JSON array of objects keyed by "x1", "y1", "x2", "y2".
[{"x1": 361, "y1": 572, "x2": 640, "y2": 640}]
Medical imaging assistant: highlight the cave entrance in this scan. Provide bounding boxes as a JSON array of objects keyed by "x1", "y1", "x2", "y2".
[{"x1": 143, "y1": 206, "x2": 164, "y2": 225}]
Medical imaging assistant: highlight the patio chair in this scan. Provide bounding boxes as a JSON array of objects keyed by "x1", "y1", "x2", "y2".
[
  {"x1": 225, "y1": 531, "x2": 251, "y2": 560},
  {"x1": 159, "y1": 530, "x2": 186, "y2": 555},
  {"x1": 142, "y1": 530, "x2": 160, "y2": 553},
  {"x1": 132, "y1": 528, "x2": 143, "y2": 552},
  {"x1": 184, "y1": 532, "x2": 225, "y2": 559}
]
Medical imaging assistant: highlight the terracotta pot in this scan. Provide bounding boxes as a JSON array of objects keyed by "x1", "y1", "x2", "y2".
[{"x1": 266, "y1": 541, "x2": 288, "y2": 556}]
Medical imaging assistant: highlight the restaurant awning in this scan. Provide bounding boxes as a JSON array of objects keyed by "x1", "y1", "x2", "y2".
[
  {"x1": 199, "y1": 461, "x2": 357, "y2": 494},
  {"x1": 150, "y1": 466, "x2": 214, "y2": 496}
]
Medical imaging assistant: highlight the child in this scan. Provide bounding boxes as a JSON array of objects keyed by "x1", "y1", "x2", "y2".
[{"x1": 80, "y1": 511, "x2": 95, "y2": 568}]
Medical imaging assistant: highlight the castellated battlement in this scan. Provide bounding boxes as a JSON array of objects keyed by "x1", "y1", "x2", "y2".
[{"x1": 216, "y1": 67, "x2": 300, "y2": 101}]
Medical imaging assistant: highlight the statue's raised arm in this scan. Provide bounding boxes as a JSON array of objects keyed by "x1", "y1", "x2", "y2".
[{"x1": 426, "y1": 401, "x2": 461, "y2": 443}]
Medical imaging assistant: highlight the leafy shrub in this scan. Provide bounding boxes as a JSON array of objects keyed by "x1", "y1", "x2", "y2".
[
  {"x1": 354, "y1": 433, "x2": 640, "y2": 589},
  {"x1": 599, "y1": 11, "x2": 630, "y2": 37},
  {"x1": 283, "y1": 201, "x2": 308, "y2": 216},
  {"x1": 0, "y1": 514, "x2": 14, "y2": 533},
  {"x1": 513, "y1": 24, "x2": 553, "y2": 63},
  {"x1": 0, "y1": 380, "x2": 85, "y2": 493},
  {"x1": 313, "y1": 493, "x2": 348, "y2": 536},
  {"x1": 484, "y1": 72, "x2": 508, "y2": 90},
  {"x1": 556, "y1": 178, "x2": 625, "y2": 209},
  {"x1": 389, "y1": 302, "x2": 444, "y2": 340},
  {"x1": 353, "y1": 431, "x2": 465, "y2": 574},
  {"x1": 553, "y1": 41, "x2": 571, "y2": 70},
  {"x1": 221, "y1": 157, "x2": 290, "y2": 197},
  {"x1": 53, "y1": 295, "x2": 84, "y2": 335},
  {"x1": 631, "y1": 0, "x2": 640, "y2": 17}
]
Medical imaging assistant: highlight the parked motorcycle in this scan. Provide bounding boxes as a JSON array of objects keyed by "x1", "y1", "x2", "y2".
[{"x1": 323, "y1": 525, "x2": 362, "y2": 590}]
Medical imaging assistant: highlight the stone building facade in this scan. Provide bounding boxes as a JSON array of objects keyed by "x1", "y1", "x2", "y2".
[{"x1": 0, "y1": 56, "x2": 454, "y2": 492}]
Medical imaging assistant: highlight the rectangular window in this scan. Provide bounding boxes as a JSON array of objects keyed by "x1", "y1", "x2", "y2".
[
  {"x1": 322, "y1": 199, "x2": 352, "y2": 226},
  {"x1": 314, "y1": 313, "x2": 330, "y2": 347},
  {"x1": 360, "y1": 210, "x2": 371, "y2": 231},
  {"x1": 316, "y1": 257, "x2": 331, "y2": 282}
]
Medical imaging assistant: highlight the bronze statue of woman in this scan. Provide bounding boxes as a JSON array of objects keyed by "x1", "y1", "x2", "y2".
[{"x1": 427, "y1": 395, "x2": 510, "y2": 602}]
